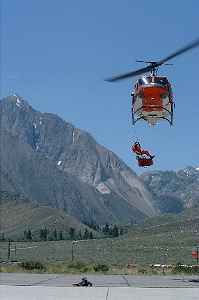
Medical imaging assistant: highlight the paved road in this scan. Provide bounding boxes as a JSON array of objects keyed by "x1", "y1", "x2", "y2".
[{"x1": 1, "y1": 274, "x2": 199, "y2": 299}]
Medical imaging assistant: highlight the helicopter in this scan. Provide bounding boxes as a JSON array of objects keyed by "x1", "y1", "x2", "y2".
[{"x1": 106, "y1": 38, "x2": 199, "y2": 126}]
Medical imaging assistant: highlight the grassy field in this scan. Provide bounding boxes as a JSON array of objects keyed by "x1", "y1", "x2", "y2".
[
  {"x1": 1, "y1": 191, "x2": 198, "y2": 274},
  {"x1": 0, "y1": 238, "x2": 196, "y2": 266},
  {"x1": 1, "y1": 204, "x2": 198, "y2": 270}
]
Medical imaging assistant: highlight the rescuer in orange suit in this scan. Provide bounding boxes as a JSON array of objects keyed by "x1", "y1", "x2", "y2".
[{"x1": 132, "y1": 142, "x2": 155, "y2": 159}]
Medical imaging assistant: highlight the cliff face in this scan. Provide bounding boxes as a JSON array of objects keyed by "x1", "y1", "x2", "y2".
[{"x1": 1, "y1": 95, "x2": 157, "y2": 224}]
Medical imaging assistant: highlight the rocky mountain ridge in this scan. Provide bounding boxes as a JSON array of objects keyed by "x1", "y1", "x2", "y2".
[
  {"x1": 1, "y1": 95, "x2": 198, "y2": 223},
  {"x1": 1, "y1": 95, "x2": 157, "y2": 224},
  {"x1": 139, "y1": 166, "x2": 199, "y2": 209},
  {"x1": 1, "y1": 126, "x2": 149, "y2": 224}
]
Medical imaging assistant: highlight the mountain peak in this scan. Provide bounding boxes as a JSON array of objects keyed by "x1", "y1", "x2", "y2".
[
  {"x1": 1, "y1": 95, "x2": 158, "y2": 223},
  {"x1": 3, "y1": 94, "x2": 24, "y2": 105}
]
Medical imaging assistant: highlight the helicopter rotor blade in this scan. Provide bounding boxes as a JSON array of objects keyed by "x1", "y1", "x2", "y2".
[
  {"x1": 105, "y1": 38, "x2": 199, "y2": 82},
  {"x1": 156, "y1": 38, "x2": 199, "y2": 66},
  {"x1": 105, "y1": 65, "x2": 151, "y2": 82}
]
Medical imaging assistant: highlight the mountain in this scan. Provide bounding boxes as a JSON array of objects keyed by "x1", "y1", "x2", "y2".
[
  {"x1": 0, "y1": 95, "x2": 157, "y2": 224},
  {"x1": 139, "y1": 167, "x2": 199, "y2": 212},
  {"x1": 1, "y1": 127, "x2": 148, "y2": 224}
]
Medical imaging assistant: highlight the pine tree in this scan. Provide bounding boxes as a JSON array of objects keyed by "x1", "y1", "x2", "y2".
[
  {"x1": 69, "y1": 227, "x2": 75, "y2": 238},
  {"x1": 59, "y1": 230, "x2": 63, "y2": 240},
  {"x1": 26, "y1": 229, "x2": 32, "y2": 240},
  {"x1": 53, "y1": 229, "x2": 57, "y2": 240},
  {"x1": 83, "y1": 228, "x2": 89, "y2": 239},
  {"x1": 40, "y1": 228, "x2": 47, "y2": 241},
  {"x1": 112, "y1": 225, "x2": 118, "y2": 237},
  {"x1": 103, "y1": 222, "x2": 109, "y2": 234}
]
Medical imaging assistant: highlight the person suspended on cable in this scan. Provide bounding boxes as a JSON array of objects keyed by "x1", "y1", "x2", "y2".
[{"x1": 132, "y1": 142, "x2": 155, "y2": 159}]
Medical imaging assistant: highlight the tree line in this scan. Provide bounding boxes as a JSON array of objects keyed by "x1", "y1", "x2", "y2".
[
  {"x1": 83, "y1": 220, "x2": 127, "y2": 238},
  {"x1": 1, "y1": 220, "x2": 127, "y2": 242},
  {"x1": 102, "y1": 222, "x2": 126, "y2": 237},
  {"x1": 22, "y1": 227, "x2": 94, "y2": 242}
]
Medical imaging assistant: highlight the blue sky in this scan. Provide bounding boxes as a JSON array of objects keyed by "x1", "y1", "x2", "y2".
[{"x1": 1, "y1": 0, "x2": 199, "y2": 175}]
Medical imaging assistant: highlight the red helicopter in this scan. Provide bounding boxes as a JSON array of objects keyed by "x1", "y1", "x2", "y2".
[{"x1": 106, "y1": 38, "x2": 199, "y2": 127}]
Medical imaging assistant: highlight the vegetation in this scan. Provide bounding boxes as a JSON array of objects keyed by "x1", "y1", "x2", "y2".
[
  {"x1": 0, "y1": 191, "x2": 103, "y2": 242},
  {"x1": 1, "y1": 205, "x2": 198, "y2": 270},
  {"x1": 82, "y1": 219, "x2": 99, "y2": 231},
  {"x1": 1, "y1": 260, "x2": 198, "y2": 275},
  {"x1": 20, "y1": 260, "x2": 46, "y2": 271},
  {"x1": 1, "y1": 190, "x2": 198, "y2": 274},
  {"x1": 93, "y1": 264, "x2": 109, "y2": 273},
  {"x1": 172, "y1": 263, "x2": 199, "y2": 275}
]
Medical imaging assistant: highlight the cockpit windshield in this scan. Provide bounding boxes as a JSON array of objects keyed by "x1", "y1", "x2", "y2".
[
  {"x1": 139, "y1": 76, "x2": 167, "y2": 87},
  {"x1": 154, "y1": 77, "x2": 167, "y2": 87},
  {"x1": 139, "y1": 77, "x2": 152, "y2": 85}
]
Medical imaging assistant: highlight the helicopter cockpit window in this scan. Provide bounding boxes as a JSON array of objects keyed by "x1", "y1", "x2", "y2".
[
  {"x1": 154, "y1": 77, "x2": 167, "y2": 87},
  {"x1": 139, "y1": 77, "x2": 152, "y2": 85}
]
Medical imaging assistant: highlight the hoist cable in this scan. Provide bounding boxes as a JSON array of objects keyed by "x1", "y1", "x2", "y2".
[{"x1": 133, "y1": 124, "x2": 139, "y2": 143}]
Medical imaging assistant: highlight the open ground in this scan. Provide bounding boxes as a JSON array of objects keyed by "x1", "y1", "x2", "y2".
[{"x1": 1, "y1": 273, "x2": 199, "y2": 300}]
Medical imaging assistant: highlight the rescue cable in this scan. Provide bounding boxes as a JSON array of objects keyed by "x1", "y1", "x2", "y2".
[{"x1": 133, "y1": 124, "x2": 139, "y2": 144}]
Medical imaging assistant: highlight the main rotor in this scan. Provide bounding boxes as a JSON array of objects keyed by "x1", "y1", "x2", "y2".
[
  {"x1": 135, "y1": 60, "x2": 172, "y2": 76},
  {"x1": 105, "y1": 38, "x2": 199, "y2": 82}
]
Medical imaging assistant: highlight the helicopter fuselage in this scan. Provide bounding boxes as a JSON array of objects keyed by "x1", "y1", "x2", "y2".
[{"x1": 132, "y1": 76, "x2": 174, "y2": 126}]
